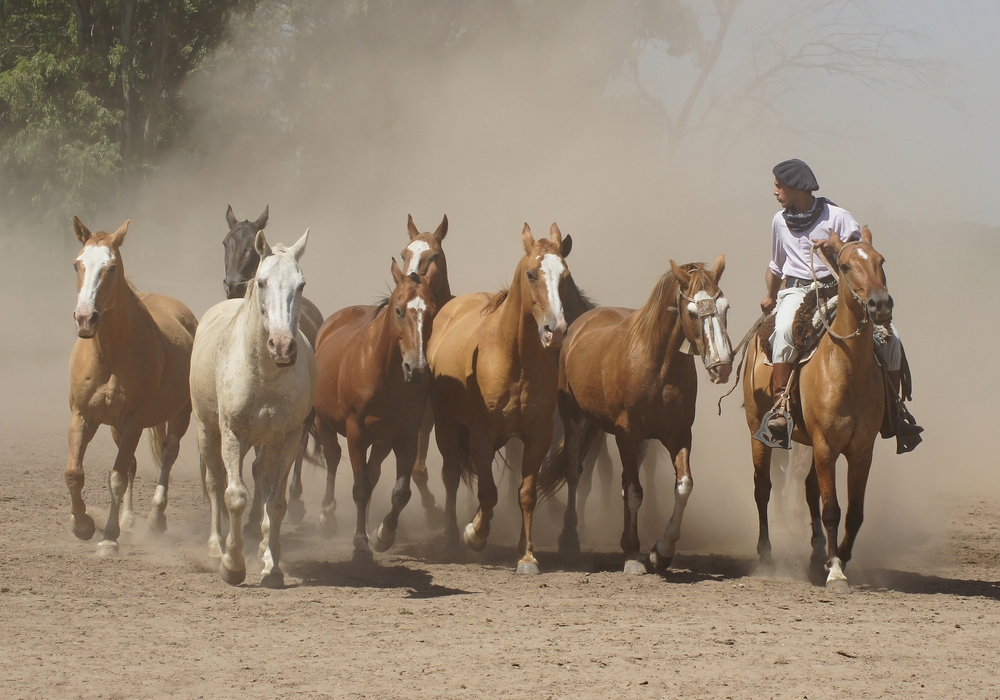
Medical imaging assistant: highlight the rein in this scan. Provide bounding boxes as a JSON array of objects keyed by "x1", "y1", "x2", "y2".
[{"x1": 809, "y1": 243, "x2": 868, "y2": 341}]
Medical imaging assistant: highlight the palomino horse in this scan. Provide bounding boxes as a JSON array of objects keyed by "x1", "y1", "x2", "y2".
[
  {"x1": 428, "y1": 223, "x2": 583, "y2": 574},
  {"x1": 192, "y1": 230, "x2": 317, "y2": 588},
  {"x1": 539, "y1": 258, "x2": 733, "y2": 573},
  {"x1": 66, "y1": 218, "x2": 197, "y2": 555},
  {"x1": 312, "y1": 259, "x2": 437, "y2": 554},
  {"x1": 399, "y1": 214, "x2": 451, "y2": 528},
  {"x1": 744, "y1": 227, "x2": 890, "y2": 592},
  {"x1": 222, "y1": 205, "x2": 324, "y2": 527}
]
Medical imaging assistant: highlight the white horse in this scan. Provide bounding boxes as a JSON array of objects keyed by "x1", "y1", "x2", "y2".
[{"x1": 190, "y1": 229, "x2": 317, "y2": 588}]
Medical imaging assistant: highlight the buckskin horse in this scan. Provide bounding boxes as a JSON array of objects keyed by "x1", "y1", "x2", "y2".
[
  {"x1": 66, "y1": 217, "x2": 198, "y2": 555},
  {"x1": 312, "y1": 259, "x2": 437, "y2": 555},
  {"x1": 192, "y1": 230, "x2": 317, "y2": 588},
  {"x1": 428, "y1": 223, "x2": 587, "y2": 574},
  {"x1": 744, "y1": 227, "x2": 890, "y2": 592},
  {"x1": 222, "y1": 205, "x2": 324, "y2": 530},
  {"x1": 539, "y1": 257, "x2": 733, "y2": 573}
]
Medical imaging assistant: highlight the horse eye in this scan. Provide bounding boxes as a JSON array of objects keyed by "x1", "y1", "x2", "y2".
[
  {"x1": 396, "y1": 307, "x2": 404, "y2": 317},
  {"x1": 526, "y1": 270, "x2": 537, "y2": 282},
  {"x1": 257, "y1": 279, "x2": 266, "y2": 288},
  {"x1": 73, "y1": 263, "x2": 79, "y2": 272}
]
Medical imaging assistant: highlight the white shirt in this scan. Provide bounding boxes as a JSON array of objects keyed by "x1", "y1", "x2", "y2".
[{"x1": 768, "y1": 201, "x2": 861, "y2": 280}]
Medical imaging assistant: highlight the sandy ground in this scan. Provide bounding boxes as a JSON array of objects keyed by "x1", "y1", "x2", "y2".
[{"x1": 1, "y1": 358, "x2": 999, "y2": 700}]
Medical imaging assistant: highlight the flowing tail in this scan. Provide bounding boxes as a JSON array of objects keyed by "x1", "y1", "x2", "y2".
[
  {"x1": 303, "y1": 409, "x2": 324, "y2": 467},
  {"x1": 537, "y1": 436, "x2": 570, "y2": 502},
  {"x1": 147, "y1": 423, "x2": 167, "y2": 470}
]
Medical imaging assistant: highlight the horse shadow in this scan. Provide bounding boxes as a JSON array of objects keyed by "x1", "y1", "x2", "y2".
[
  {"x1": 852, "y1": 568, "x2": 1000, "y2": 600},
  {"x1": 286, "y1": 556, "x2": 472, "y2": 599}
]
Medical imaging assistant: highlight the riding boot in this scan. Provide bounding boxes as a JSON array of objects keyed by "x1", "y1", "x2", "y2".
[
  {"x1": 766, "y1": 362, "x2": 793, "y2": 436},
  {"x1": 889, "y1": 369, "x2": 923, "y2": 453}
]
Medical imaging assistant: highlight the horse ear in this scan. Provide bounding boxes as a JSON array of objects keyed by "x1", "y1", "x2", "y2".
[
  {"x1": 670, "y1": 259, "x2": 690, "y2": 286},
  {"x1": 289, "y1": 229, "x2": 309, "y2": 261},
  {"x1": 710, "y1": 254, "x2": 725, "y2": 283},
  {"x1": 561, "y1": 234, "x2": 573, "y2": 258},
  {"x1": 391, "y1": 257, "x2": 405, "y2": 285},
  {"x1": 434, "y1": 214, "x2": 448, "y2": 241},
  {"x1": 73, "y1": 216, "x2": 92, "y2": 244},
  {"x1": 226, "y1": 205, "x2": 238, "y2": 229},
  {"x1": 521, "y1": 223, "x2": 534, "y2": 254},
  {"x1": 255, "y1": 230, "x2": 273, "y2": 258},
  {"x1": 407, "y1": 214, "x2": 420, "y2": 241},
  {"x1": 255, "y1": 205, "x2": 269, "y2": 231},
  {"x1": 549, "y1": 222, "x2": 563, "y2": 251},
  {"x1": 825, "y1": 228, "x2": 845, "y2": 255},
  {"x1": 111, "y1": 220, "x2": 130, "y2": 248},
  {"x1": 408, "y1": 272, "x2": 421, "y2": 285},
  {"x1": 861, "y1": 225, "x2": 873, "y2": 245}
]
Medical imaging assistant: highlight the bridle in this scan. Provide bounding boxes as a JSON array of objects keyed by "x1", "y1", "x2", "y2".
[
  {"x1": 669, "y1": 277, "x2": 728, "y2": 368},
  {"x1": 810, "y1": 240, "x2": 870, "y2": 341}
]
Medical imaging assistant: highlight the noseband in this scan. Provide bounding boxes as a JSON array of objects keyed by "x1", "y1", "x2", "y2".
[{"x1": 668, "y1": 281, "x2": 726, "y2": 366}]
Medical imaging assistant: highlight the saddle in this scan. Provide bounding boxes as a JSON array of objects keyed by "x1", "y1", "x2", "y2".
[{"x1": 757, "y1": 281, "x2": 838, "y2": 365}]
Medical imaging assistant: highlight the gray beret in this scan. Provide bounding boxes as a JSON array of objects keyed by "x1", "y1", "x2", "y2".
[{"x1": 772, "y1": 159, "x2": 819, "y2": 192}]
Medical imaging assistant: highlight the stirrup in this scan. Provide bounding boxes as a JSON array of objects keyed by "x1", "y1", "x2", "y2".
[
  {"x1": 754, "y1": 399, "x2": 793, "y2": 450},
  {"x1": 895, "y1": 404, "x2": 923, "y2": 455}
]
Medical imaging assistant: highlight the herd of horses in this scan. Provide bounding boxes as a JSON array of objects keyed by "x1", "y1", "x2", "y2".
[{"x1": 65, "y1": 207, "x2": 895, "y2": 593}]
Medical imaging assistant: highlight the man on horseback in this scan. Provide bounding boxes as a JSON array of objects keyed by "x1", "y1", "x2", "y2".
[{"x1": 759, "y1": 158, "x2": 922, "y2": 451}]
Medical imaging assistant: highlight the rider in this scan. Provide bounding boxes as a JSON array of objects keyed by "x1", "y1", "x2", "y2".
[{"x1": 759, "y1": 159, "x2": 921, "y2": 450}]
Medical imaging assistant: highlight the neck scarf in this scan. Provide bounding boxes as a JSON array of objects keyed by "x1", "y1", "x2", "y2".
[{"x1": 782, "y1": 197, "x2": 834, "y2": 233}]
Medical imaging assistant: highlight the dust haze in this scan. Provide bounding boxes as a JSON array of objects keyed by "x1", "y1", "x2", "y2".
[{"x1": 3, "y1": 1, "x2": 997, "y2": 576}]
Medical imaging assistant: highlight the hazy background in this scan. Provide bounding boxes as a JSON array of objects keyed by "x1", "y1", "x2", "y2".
[{"x1": 2, "y1": 0, "x2": 998, "y2": 568}]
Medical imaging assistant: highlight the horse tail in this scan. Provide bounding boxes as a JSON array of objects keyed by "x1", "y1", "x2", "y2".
[
  {"x1": 537, "y1": 436, "x2": 569, "y2": 502},
  {"x1": 303, "y1": 409, "x2": 324, "y2": 467},
  {"x1": 147, "y1": 423, "x2": 167, "y2": 470}
]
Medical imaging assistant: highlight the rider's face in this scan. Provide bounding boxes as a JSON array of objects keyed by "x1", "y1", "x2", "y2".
[
  {"x1": 774, "y1": 177, "x2": 812, "y2": 213},
  {"x1": 774, "y1": 177, "x2": 792, "y2": 207}
]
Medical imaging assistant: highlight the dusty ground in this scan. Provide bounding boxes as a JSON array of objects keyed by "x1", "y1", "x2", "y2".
[{"x1": 2, "y1": 358, "x2": 999, "y2": 700}]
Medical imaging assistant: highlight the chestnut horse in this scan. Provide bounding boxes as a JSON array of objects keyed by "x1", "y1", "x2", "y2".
[
  {"x1": 399, "y1": 214, "x2": 452, "y2": 527},
  {"x1": 222, "y1": 205, "x2": 324, "y2": 528},
  {"x1": 192, "y1": 230, "x2": 317, "y2": 588},
  {"x1": 66, "y1": 217, "x2": 197, "y2": 555},
  {"x1": 539, "y1": 258, "x2": 733, "y2": 573},
  {"x1": 744, "y1": 227, "x2": 891, "y2": 592},
  {"x1": 312, "y1": 259, "x2": 437, "y2": 554},
  {"x1": 428, "y1": 223, "x2": 580, "y2": 574}
]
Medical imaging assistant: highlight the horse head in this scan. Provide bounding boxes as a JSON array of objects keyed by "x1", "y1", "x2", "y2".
[
  {"x1": 669, "y1": 255, "x2": 733, "y2": 384},
  {"x1": 72, "y1": 217, "x2": 129, "y2": 338},
  {"x1": 222, "y1": 205, "x2": 269, "y2": 299},
  {"x1": 401, "y1": 214, "x2": 448, "y2": 281},
  {"x1": 819, "y1": 226, "x2": 893, "y2": 325},
  {"x1": 389, "y1": 258, "x2": 438, "y2": 383},
  {"x1": 253, "y1": 229, "x2": 308, "y2": 366},
  {"x1": 519, "y1": 223, "x2": 574, "y2": 349}
]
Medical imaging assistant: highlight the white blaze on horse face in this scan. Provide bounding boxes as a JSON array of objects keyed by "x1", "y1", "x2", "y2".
[
  {"x1": 76, "y1": 245, "x2": 113, "y2": 312},
  {"x1": 256, "y1": 252, "x2": 305, "y2": 340},
  {"x1": 404, "y1": 240, "x2": 430, "y2": 276},
  {"x1": 693, "y1": 291, "x2": 733, "y2": 369},
  {"x1": 407, "y1": 295, "x2": 428, "y2": 368},
  {"x1": 539, "y1": 253, "x2": 567, "y2": 340}
]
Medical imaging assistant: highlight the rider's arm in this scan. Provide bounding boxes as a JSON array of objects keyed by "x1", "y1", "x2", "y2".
[
  {"x1": 761, "y1": 215, "x2": 785, "y2": 313},
  {"x1": 760, "y1": 267, "x2": 782, "y2": 313}
]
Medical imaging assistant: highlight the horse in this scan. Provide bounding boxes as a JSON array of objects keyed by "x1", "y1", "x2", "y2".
[
  {"x1": 427, "y1": 222, "x2": 580, "y2": 574},
  {"x1": 65, "y1": 217, "x2": 197, "y2": 555},
  {"x1": 398, "y1": 214, "x2": 451, "y2": 528},
  {"x1": 743, "y1": 227, "x2": 891, "y2": 592},
  {"x1": 312, "y1": 259, "x2": 437, "y2": 555},
  {"x1": 539, "y1": 257, "x2": 733, "y2": 573},
  {"x1": 222, "y1": 204, "x2": 324, "y2": 528},
  {"x1": 191, "y1": 229, "x2": 317, "y2": 588}
]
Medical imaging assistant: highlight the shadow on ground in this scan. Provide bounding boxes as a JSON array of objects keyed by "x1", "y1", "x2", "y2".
[
  {"x1": 287, "y1": 557, "x2": 473, "y2": 599},
  {"x1": 854, "y1": 568, "x2": 1000, "y2": 600}
]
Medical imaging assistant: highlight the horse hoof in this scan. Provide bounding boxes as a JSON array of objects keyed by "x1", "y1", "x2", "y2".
[
  {"x1": 462, "y1": 523, "x2": 487, "y2": 552},
  {"x1": 516, "y1": 560, "x2": 540, "y2": 575},
  {"x1": 826, "y1": 577, "x2": 851, "y2": 595},
  {"x1": 623, "y1": 559, "x2": 648, "y2": 575},
  {"x1": 260, "y1": 571, "x2": 285, "y2": 589},
  {"x1": 557, "y1": 533, "x2": 581, "y2": 557},
  {"x1": 73, "y1": 514, "x2": 96, "y2": 541},
  {"x1": 649, "y1": 549, "x2": 672, "y2": 572},
  {"x1": 423, "y1": 505, "x2": 446, "y2": 529},
  {"x1": 317, "y1": 514, "x2": 338, "y2": 539},
  {"x1": 147, "y1": 512, "x2": 167, "y2": 534},
  {"x1": 219, "y1": 564, "x2": 246, "y2": 586},
  {"x1": 372, "y1": 525, "x2": 395, "y2": 553},
  {"x1": 97, "y1": 540, "x2": 119, "y2": 557},
  {"x1": 352, "y1": 548, "x2": 374, "y2": 565},
  {"x1": 286, "y1": 499, "x2": 306, "y2": 525}
]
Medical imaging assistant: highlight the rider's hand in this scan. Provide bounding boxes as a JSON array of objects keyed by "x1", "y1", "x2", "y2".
[{"x1": 760, "y1": 295, "x2": 776, "y2": 314}]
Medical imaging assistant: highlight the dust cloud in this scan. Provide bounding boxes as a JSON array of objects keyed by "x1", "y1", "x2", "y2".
[{"x1": 2, "y1": 1, "x2": 997, "y2": 575}]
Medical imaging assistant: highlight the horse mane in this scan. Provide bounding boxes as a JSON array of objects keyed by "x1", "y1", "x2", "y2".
[
  {"x1": 482, "y1": 287, "x2": 509, "y2": 316},
  {"x1": 373, "y1": 293, "x2": 391, "y2": 315},
  {"x1": 625, "y1": 263, "x2": 709, "y2": 349},
  {"x1": 481, "y1": 274, "x2": 595, "y2": 320}
]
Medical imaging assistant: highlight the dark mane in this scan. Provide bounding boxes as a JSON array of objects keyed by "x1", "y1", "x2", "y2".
[
  {"x1": 373, "y1": 293, "x2": 391, "y2": 315},
  {"x1": 482, "y1": 287, "x2": 509, "y2": 316},
  {"x1": 564, "y1": 276, "x2": 597, "y2": 325}
]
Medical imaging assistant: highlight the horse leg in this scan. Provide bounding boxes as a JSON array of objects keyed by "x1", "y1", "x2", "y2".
[
  {"x1": 373, "y1": 436, "x2": 418, "y2": 553},
  {"x1": 838, "y1": 448, "x2": 874, "y2": 567},
  {"x1": 243, "y1": 446, "x2": 265, "y2": 543},
  {"x1": 750, "y1": 437, "x2": 774, "y2": 566},
  {"x1": 258, "y1": 430, "x2": 302, "y2": 589},
  {"x1": 804, "y1": 460, "x2": 826, "y2": 563},
  {"x1": 219, "y1": 430, "x2": 251, "y2": 586},
  {"x1": 513, "y1": 425, "x2": 554, "y2": 575},
  {"x1": 65, "y1": 414, "x2": 100, "y2": 540},
  {"x1": 812, "y1": 441, "x2": 848, "y2": 592},
  {"x1": 148, "y1": 406, "x2": 190, "y2": 534},
  {"x1": 556, "y1": 418, "x2": 590, "y2": 556},
  {"x1": 315, "y1": 416, "x2": 342, "y2": 538},
  {"x1": 411, "y1": 405, "x2": 445, "y2": 528},
  {"x1": 791, "y1": 444, "x2": 814, "y2": 525},
  {"x1": 433, "y1": 411, "x2": 467, "y2": 546},
  {"x1": 97, "y1": 426, "x2": 142, "y2": 556},
  {"x1": 198, "y1": 424, "x2": 226, "y2": 561},
  {"x1": 462, "y1": 430, "x2": 499, "y2": 554},
  {"x1": 616, "y1": 434, "x2": 646, "y2": 575},
  {"x1": 596, "y1": 434, "x2": 614, "y2": 522},
  {"x1": 504, "y1": 438, "x2": 524, "y2": 512},
  {"x1": 770, "y1": 448, "x2": 788, "y2": 529},
  {"x1": 576, "y1": 429, "x2": 604, "y2": 535},
  {"x1": 650, "y1": 441, "x2": 693, "y2": 572},
  {"x1": 285, "y1": 417, "x2": 310, "y2": 525},
  {"x1": 108, "y1": 426, "x2": 136, "y2": 535}
]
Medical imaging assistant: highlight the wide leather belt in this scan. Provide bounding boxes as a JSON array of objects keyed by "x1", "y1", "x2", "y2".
[{"x1": 786, "y1": 275, "x2": 834, "y2": 289}]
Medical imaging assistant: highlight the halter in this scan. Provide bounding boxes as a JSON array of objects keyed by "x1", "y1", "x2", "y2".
[
  {"x1": 809, "y1": 241, "x2": 869, "y2": 341},
  {"x1": 668, "y1": 280, "x2": 725, "y2": 364}
]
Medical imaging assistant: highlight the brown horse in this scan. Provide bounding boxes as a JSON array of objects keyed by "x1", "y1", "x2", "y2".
[
  {"x1": 539, "y1": 258, "x2": 733, "y2": 573},
  {"x1": 399, "y1": 214, "x2": 452, "y2": 527},
  {"x1": 66, "y1": 218, "x2": 197, "y2": 555},
  {"x1": 222, "y1": 205, "x2": 324, "y2": 529},
  {"x1": 744, "y1": 227, "x2": 891, "y2": 592},
  {"x1": 313, "y1": 259, "x2": 437, "y2": 554},
  {"x1": 428, "y1": 223, "x2": 580, "y2": 574}
]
